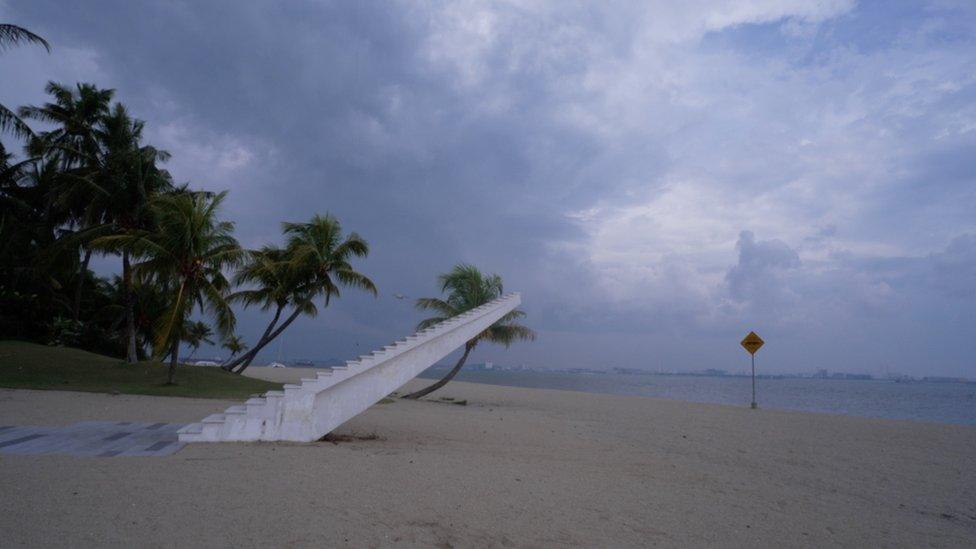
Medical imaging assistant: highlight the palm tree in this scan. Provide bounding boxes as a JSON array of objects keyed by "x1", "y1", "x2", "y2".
[
  {"x1": 222, "y1": 245, "x2": 296, "y2": 370},
  {"x1": 225, "y1": 213, "x2": 377, "y2": 373},
  {"x1": 19, "y1": 82, "x2": 115, "y2": 320},
  {"x1": 83, "y1": 103, "x2": 174, "y2": 362},
  {"x1": 0, "y1": 24, "x2": 50, "y2": 138},
  {"x1": 94, "y1": 190, "x2": 244, "y2": 384},
  {"x1": 19, "y1": 82, "x2": 114, "y2": 165},
  {"x1": 221, "y1": 334, "x2": 248, "y2": 360},
  {"x1": 401, "y1": 264, "x2": 535, "y2": 399},
  {"x1": 183, "y1": 320, "x2": 214, "y2": 360}
]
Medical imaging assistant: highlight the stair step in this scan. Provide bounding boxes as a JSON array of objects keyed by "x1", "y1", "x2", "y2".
[
  {"x1": 179, "y1": 293, "x2": 521, "y2": 443},
  {"x1": 178, "y1": 423, "x2": 203, "y2": 435}
]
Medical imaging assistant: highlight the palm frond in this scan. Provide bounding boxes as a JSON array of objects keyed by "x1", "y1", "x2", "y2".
[
  {"x1": 0, "y1": 103, "x2": 34, "y2": 139},
  {"x1": 415, "y1": 297, "x2": 458, "y2": 317},
  {"x1": 416, "y1": 316, "x2": 449, "y2": 331},
  {"x1": 334, "y1": 268, "x2": 378, "y2": 296},
  {"x1": 419, "y1": 263, "x2": 532, "y2": 350},
  {"x1": 0, "y1": 24, "x2": 50, "y2": 52}
]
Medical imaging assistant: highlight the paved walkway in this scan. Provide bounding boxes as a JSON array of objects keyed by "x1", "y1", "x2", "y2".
[{"x1": 0, "y1": 421, "x2": 186, "y2": 457}]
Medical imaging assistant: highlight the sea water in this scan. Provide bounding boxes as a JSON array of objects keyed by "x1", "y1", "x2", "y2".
[{"x1": 418, "y1": 369, "x2": 976, "y2": 426}]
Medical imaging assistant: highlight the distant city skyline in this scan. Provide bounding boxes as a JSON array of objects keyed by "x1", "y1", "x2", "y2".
[{"x1": 2, "y1": 1, "x2": 974, "y2": 376}]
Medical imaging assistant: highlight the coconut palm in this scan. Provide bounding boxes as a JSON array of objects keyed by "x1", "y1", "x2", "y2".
[
  {"x1": 401, "y1": 264, "x2": 535, "y2": 399},
  {"x1": 1, "y1": 151, "x2": 76, "y2": 287},
  {"x1": 94, "y1": 190, "x2": 244, "y2": 383},
  {"x1": 222, "y1": 245, "x2": 299, "y2": 370},
  {"x1": 225, "y1": 213, "x2": 377, "y2": 373},
  {"x1": 19, "y1": 82, "x2": 115, "y2": 319},
  {"x1": 183, "y1": 320, "x2": 214, "y2": 360},
  {"x1": 221, "y1": 334, "x2": 248, "y2": 360},
  {"x1": 82, "y1": 103, "x2": 174, "y2": 362},
  {"x1": 19, "y1": 82, "x2": 114, "y2": 165},
  {"x1": 0, "y1": 24, "x2": 50, "y2": 138}
]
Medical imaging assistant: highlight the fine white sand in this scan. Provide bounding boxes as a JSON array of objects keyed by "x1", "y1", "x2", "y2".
[{"x1": 1, "y1": 369, "x2": 974, "y2": 547}]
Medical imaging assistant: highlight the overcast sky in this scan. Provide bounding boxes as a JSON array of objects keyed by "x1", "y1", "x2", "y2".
[{"x1": 2, "y1": 1, "x2": 974, "y2": 376}]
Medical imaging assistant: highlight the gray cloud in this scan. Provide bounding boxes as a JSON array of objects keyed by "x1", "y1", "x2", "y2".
[{"x1": 2, "y1": 0, "x2": 974, "y2": 376}]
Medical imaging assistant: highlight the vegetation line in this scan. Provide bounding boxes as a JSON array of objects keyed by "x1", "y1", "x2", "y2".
[{"x1": 2, "y1": 23, "x2": 532, "y2": 395}]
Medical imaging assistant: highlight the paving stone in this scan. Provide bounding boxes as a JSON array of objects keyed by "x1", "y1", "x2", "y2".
[{"x1": 0, "y1": 422, "x2": 187, "y2": 457}]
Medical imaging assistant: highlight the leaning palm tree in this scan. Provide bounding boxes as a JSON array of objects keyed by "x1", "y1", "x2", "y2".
[
  {"x1": 94, "y1": 190, "x2": 244, "y2": 384},
  {"x1": 0, "y1": 24, "x2": 50, "y2": 138},
  {"x1": 223, "y1": 245, "x2": 303, "y2": 371},
  {"x1": 402, "y1": 265, "x2": 535, "y2": 399},
  {"x1": 225, "y1": 213, "x2": 377, "y2": 374}
]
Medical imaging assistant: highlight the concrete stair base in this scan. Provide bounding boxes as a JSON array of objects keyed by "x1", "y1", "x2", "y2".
[{"x1": 179, "y1": 293, "x2": 521, "y2": 443}]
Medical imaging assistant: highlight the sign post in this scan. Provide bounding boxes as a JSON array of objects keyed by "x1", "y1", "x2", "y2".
[{"x1": 740, "y1": 331, "x2": 764, "y2": 409}]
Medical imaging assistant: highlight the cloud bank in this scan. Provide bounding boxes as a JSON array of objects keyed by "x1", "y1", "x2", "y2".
[{"x1": 2, "y1": 0, "x2": 974, "y2": 376}]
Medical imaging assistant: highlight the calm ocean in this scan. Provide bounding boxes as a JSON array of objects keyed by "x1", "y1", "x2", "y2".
[{"x1": 418, "y1": 369, "x2": 976, "y2": 426}]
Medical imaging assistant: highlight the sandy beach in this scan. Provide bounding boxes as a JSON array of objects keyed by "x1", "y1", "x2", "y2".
[{"x1": 1, "y1": 367, "x2": 974, "y2": 547}]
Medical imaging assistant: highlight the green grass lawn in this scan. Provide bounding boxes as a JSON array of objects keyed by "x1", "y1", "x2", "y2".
[{"x1": 0, "y1": 340, "x2": 281, "y2": 399}]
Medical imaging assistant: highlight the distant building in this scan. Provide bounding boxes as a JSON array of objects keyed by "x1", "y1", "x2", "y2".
[
  {"x1": 830, "y1": 372, "x2": 873, "y2": 380},
  {"x1": 922, "y1": 376, "x2": 965, "y2": 383}
]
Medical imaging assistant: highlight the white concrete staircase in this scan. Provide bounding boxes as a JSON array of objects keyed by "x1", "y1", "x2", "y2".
[{"x1": 178, "y1": 293, "x2": 521, "y2": 442}]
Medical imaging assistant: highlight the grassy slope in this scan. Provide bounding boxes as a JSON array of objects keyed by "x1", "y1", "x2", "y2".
[{"x1": 0, "y1": 340, "x2": 281, "y2": 399}]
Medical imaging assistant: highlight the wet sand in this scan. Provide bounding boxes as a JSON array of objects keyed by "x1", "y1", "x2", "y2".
[{"x1": 1, "y1": 368, "x2": 974, "y2": 547}]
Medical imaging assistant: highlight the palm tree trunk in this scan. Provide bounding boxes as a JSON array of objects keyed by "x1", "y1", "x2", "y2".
[
  {"x1": 166, "y1": 336, "x2": 179, "y2": 385},
  {"x1": 232, "y1": 306, "x2": 304, "y2": 374},
  {"x1": 222, "y1": 304, "x2": 283, "y2": 371},
  {"x1": 72, "y1": 248, "x2": 92, "y2": 321},
  {"x1": 123, "y1": 250, "x2": 137, "y2": 363},
  {"x1": 401, "y1": 342, "x2": 475, "y2": 399}
]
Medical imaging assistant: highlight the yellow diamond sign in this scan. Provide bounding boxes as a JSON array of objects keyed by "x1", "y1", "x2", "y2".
[{"x1": 740, "y1": 331, "x2": 764, "y2": 355}]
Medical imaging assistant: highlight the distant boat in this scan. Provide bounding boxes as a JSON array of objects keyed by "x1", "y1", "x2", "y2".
[
  {"x1": 268, "y1": 361, "x2": 287, "y2": 369},
  {"x1": 191, "y1": 360, "x2": 219, "y2": 367}
]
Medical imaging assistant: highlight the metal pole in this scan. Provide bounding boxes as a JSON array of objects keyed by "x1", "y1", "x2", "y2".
[{"x1": 750, "y1": 353, "x2": 757, "y2": 409}]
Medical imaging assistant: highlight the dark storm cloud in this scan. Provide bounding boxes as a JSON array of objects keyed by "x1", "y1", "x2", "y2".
[{"x1": 2, "y1": 0, "x2": 974, "y2": 375}]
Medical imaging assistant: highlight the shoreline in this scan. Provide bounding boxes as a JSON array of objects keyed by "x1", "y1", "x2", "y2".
[
  {"x1": 2, "y1": 378, "x2": 975, "y2": 546},
  {"x1": 243, "y1": 366, "x2": 976, "y2": 427}
]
